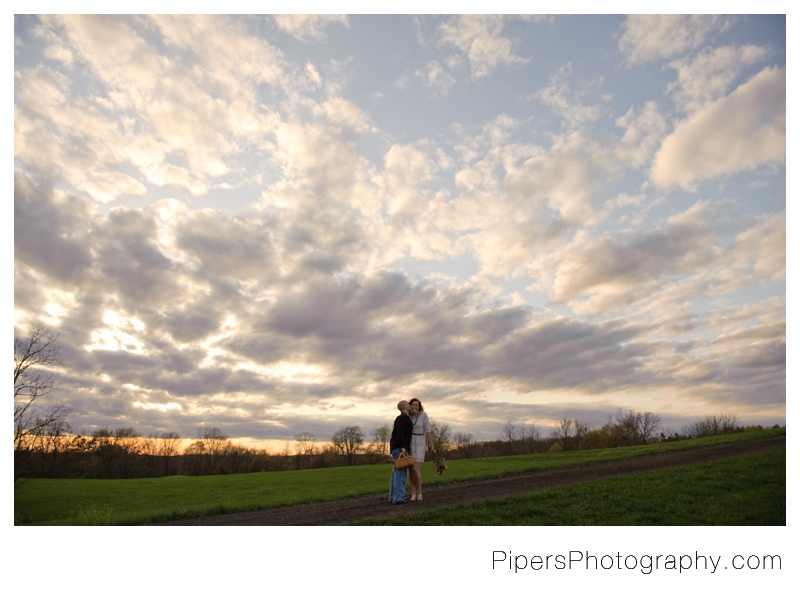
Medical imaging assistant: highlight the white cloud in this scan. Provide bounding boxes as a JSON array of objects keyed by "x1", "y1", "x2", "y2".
[
  {"x1": 618, "y1": 15, "x2": 730, "y2": 65},
  {"x1": 13, "y1": 66, "x2": 144, "y2": 200},
  {"x1": 21, "y1": 15, "x2": 290, "y2": 198},
  {"x1": 271, "y1": 121, "x2": 370, "y2": 209},
  {"x1": 667, "y1": 44, "x2": 769, "y2": 112},
  {"x1": 415, "y1": 60, "x2": 456, "y2": 96},
  {"x1": 83, "y1": 171, "x2": 147, "y2": 204},
  {"x1": 437, "y1": 15, "x2": 529, "y2": 78},
  {"x1": 727, "y1": 213, "x2": 786, "y2": 282},
  {"x1": 313, "y1": 97, "x2": 373, "y2": 133},
  {"x1": 505, "y1": 131, "x2": 619, "y2": 225},
  {"x1": 550, "y1": 203, "x2": 717, "y2": 306},
  {"x1": 305, "y1": 62, "x2": 322, "y2": 87},
  {"x1": 383, "y1": 144, "x2": 434, "y2": 221},
  {"x1": 173, "y1": 210, "x2": 278, "y2": 283},
  {"x1": 273, "y1": 15, "x2": 348, "y2": 42},
  {"x1": 536, "y1": 62, "x2": 604, "y2": 128},
  {"x1": 650, "y1": 66, "x2": 785, "y2": 190},
  {"x1": 613, "y1": 101, "x2": 668, "y2": 169}
]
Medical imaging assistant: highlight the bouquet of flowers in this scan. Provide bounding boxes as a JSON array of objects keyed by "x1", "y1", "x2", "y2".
[{"x1": 431, "y1": 452, "x2": 447, "y2": 476}]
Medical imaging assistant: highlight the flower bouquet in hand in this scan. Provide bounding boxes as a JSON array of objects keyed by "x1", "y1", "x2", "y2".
[{"x1": 431, "y1": 452, "x2": 447, "y2": 476}]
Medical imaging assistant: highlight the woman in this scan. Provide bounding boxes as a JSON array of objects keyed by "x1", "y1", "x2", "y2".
[{"x1": 407, "y1": 397, "x2": 435, "y2": 501}]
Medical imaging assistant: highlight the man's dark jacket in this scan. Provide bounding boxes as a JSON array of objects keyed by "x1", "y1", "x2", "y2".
[{"x1": 390, "y1": 412, "x2": 413, "y2": 452}]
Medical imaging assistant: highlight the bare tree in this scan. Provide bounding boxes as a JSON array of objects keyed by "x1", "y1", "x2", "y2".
[
  {"x1": 520, "y1": 422, "x2": 540, "y2": 442},
  {"x1": 14, "y1": 323, "x2": 67, "y2": 447},
  {"x1": 635, "y1": 411, "x2": 662, "y2": 443},
  {"x1": 430, "y1": 420, "x2": 451, "y2": 453},
  {"x1": 331, "y1": 425, "x2": 364, "y2": 465},
  {"x1": 198, "y1": 426, "x2": 229, "y2": 456},
  {"x1": 148, "y1": 431, "x2": 182, "y2": 457},
  {"x1": 612, "y1": 409, "x2": 641, "y2": 446},
  {"x1": 200, "y1": 426, "x2": 227, "y2": 440},
  {"x1": 501, "y1": 421, "x2": 520, "y2": 442},
  {"x1": 502, "y1": 421, "x2": 541, "y2": 453},
  {"x1": 608, "y1": 409, "x2": 662, "y2": 445},
  {"x1": 146, "y1": 431, "x2": 182, "y2": 476},
  {"x1": 686, "y1": 414, "x2": 740, "y2": 438},
  {"x1": 550, "y1": 418, "x2": 587, "y2": 451},
  {"x1": 371, "y1": 424, "x2": 391, "y2": 455},
  {"x1": 452, "y1": 432, "x2": 475, "y2": 458},
  {"x1": 294, "y1": 431, "x2": 317, "y2": 455},
  {"x1": 574, "y1": 420, "x2": 589, "y2": 439}
]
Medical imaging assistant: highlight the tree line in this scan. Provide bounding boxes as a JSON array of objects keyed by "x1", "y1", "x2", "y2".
[
  {"x1": 14, "y1": 410, "x2": 765, "y2": 480},
  {"x1": 14, "y1": 424, "x2": 381, "y2": 479},
  {"x1": 446, "y1": 410, "x2": 761, "y2": 459}
]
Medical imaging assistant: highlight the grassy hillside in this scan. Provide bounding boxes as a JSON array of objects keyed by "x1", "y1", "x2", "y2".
[
  {"x1": 355, "y1": 446, "x2": 785, "y2": 525},
  {"x1": 14, "y1": 427, "x2": 784, "y2": 525}
]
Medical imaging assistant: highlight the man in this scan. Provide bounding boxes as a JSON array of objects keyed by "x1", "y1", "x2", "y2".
[{"x1": 389, "y1": 400, "x2": 413, "y2": 504}]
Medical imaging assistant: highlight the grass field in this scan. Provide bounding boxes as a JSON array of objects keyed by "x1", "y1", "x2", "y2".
[
  {"x1": 354, "y1": 446, "x2": 785, "y2": 525},
  {"x1": 14, "y1": 427, "x2": 785, "y2": 525}
]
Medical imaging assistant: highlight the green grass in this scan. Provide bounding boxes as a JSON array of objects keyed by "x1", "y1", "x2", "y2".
[
  {"x1": 355, "y1": 446, "x2": 785, "y2": 526},
  {"x1": 14, "y1": 427, "x2": 784, "y2": 525}
]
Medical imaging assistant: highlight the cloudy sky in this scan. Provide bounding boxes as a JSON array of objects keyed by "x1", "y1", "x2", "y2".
[{"x1": 13, "y1": 14, "x2": 786, "y2": 449}]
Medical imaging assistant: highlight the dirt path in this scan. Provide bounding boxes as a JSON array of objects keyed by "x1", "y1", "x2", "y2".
[{"x1": 158, "y1": 435, "x2": 784, "y2": 526}]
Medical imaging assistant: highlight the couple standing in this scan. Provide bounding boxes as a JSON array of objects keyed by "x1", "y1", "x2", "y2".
[{"x1": 389, "y1": 398, "x2": 436, "y2": 505}]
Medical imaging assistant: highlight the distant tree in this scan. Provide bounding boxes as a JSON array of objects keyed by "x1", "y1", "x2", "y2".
[
  {"x1": 574, "y1": 421, "x2": 589, "y2": 440},
  {"x1": 200, "y1": 426, "x2": 227, "y2": 440},
  {"x1": 521, "y1": 422, "x2": 541, "y2": 442},
  {"x1": 502, "y1": 421, "x2": 540, "y2": 452},
  {"x1": 110, "y1": 427, "x2": 145, "y2": 459},
  {"x1": 148, "y1": 431, "x2": 182, "y2": 457},
  {"x1": 294, "y1": 431, "x2": 317, "y2": 455},
  {"x1": 452, "y1": 432, "x2": 475, "y2": 458},
  {"x1": 142, "y1": 431, "x2": 182, "y2": 475},
  {"x1": 199, "y1": 426, "x2": 229, "y2": 456},
  {"x1": 501, "y1": 421, "x2": 520, "y2": 442},
  {"x1": 183, "y1": 429, "x2": 232, "y2": 475},
  {"x1": 550, "y1": 418, "x2": 577, "y2": 451},
  {"x1": 606, "y1": 409, "x2": 662, "y2": 446},
  {"x1": 91, "y1": 427, "x2": 114, "y2": 438},
  {"x1": 14, "y1": 323, "x2": 68, "y2": 447},
  {"x1": 114, "y1": 427, "x2": 141, "y2": 439},
  {"x1": 634, "y1": 411, "x2": 662, "y2": 443},
  {"x1": 430, "y1": 420, "x2": 452, "y2": 453},
  {"x1": 184, "y1": 440, "x2": 206, "y2": 454},
  {"x1": 371, "y1": 424, "x2": 391, "y2": 456},
  {"x1": 331, "y1": 425, "x2": 364, "y2": 465},
  {"x1": 686, "y1": 414, "x2": 740, "y2": 438},
  {"x1": 611, "y1": 410, "x2": 640, "y2": 446}
]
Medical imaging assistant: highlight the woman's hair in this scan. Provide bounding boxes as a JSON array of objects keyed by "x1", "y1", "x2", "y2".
[{"x1": 408, "y1": 397, "x2": 424, "y2": 412}]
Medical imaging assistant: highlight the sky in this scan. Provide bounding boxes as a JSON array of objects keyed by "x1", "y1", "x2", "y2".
[{"x1": 12, "y1": 13, "x2": 786, "y2": 450}]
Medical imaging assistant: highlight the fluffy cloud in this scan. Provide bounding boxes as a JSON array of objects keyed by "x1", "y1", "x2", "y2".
[
  {"x1": 618, "y1": 15, "x2": 730, "y2": 65},
  {"x1": 17, "y1": 16, "x2": 289, "y2": 200},
  {"x1": 437, "y1": 15, "x2": 529, "y2": 78},
  {"x1": 550, "y1": 201, "x2": 717, "y2": 305},
  {"x1": 172, "y1": 210, "x2": 278, "y2": 283},
  {"x1": 536, "y1": 63, "x2": 604, "y2": 128},
  {"x1": 14, "y1": 174, "x2": 94, "y2": 284},
  {"x1": 273, "y1": 15, "x2": 349, "y2": 41},
  {"x1": 415, "y1": 60, "x2": 457, "y2": 96},
  {"x1": 666, "y1": 44, "x2": 769, "y2": 112},
  {"x1": 650, "y1": 66, "x2": 785, "y2": 189},
  {"x1": 726, "y1": 212, "x2": 786, "y2": 282}
]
